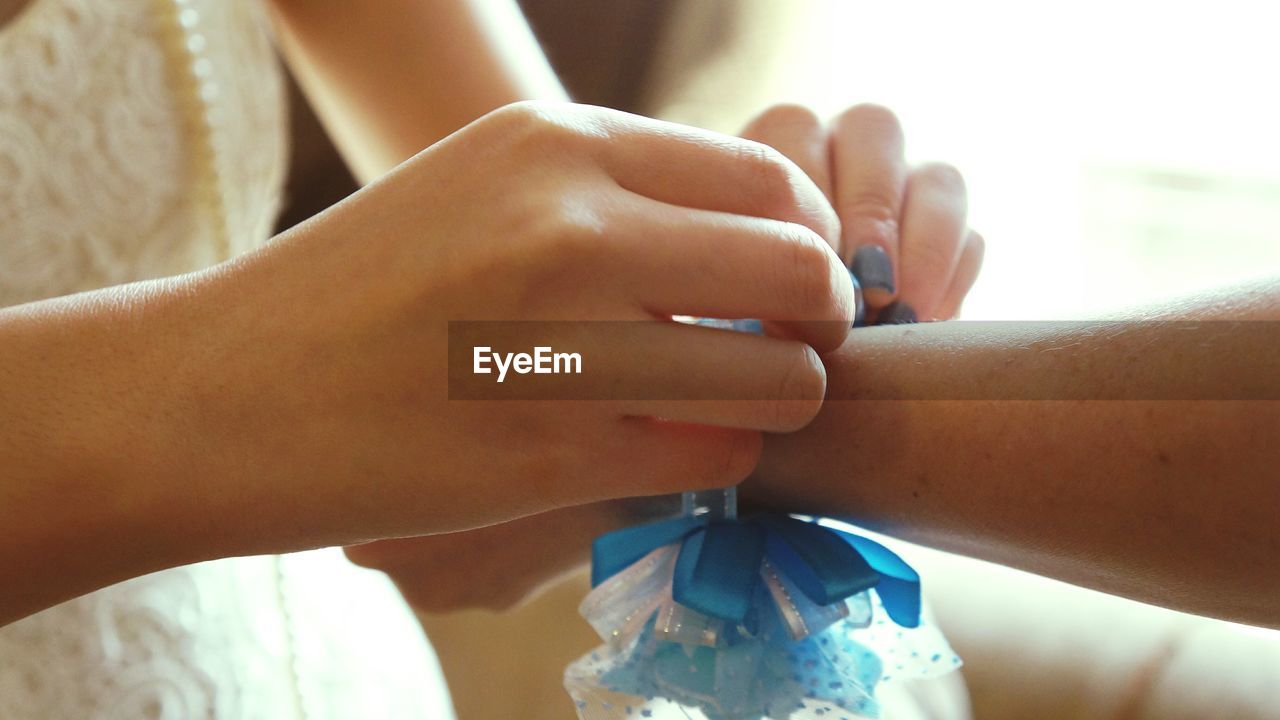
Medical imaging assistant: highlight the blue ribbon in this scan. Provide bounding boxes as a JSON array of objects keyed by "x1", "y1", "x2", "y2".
[
  {"x1": 590, "y1": 515, "x2": 707, "y2": 586},
  {"x1": 758, "y1": 515, "x2": 879, "y2": 605},
  {"x1": 591, "y1": 513, "x2": 923, "y2": 629},
  {"x1": 673, "y1": 521, "x2": 767, "y2": 626},
  {"x1": 827, "y1": 520, "x2": 921, "y2": 628}
]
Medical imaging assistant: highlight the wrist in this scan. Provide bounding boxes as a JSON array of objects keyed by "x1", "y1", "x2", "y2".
[{"x1": 105, "y1": 261, "x2": 319, "y2": 563}]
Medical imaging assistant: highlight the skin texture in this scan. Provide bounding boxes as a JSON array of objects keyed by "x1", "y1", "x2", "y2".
[
  {"x1": 348, "y1": 101, "x2": 986, "y2": 720},
  {"x1": 360, "y1": 107, "x2": 1280, "y2": 632},
  {"x1": 751, "y1": 278, "x2": 1280, "y2": 629},
  {"x1": 8, "y1": 1, "x2": 1270, "y2": 715},
  {"x1": 350, "y1": 104, "x2": 986, "y2": 610},
  {"x1": 0, "y1": 102, "x2": 860, "y2": 626},
  {"x1": 360, "y1": 278, "x2": 1280, "y2": 712},
  {"x1": 826, "y1": 104, "x2": 983, "y2": 321},
  {"x1": 366, "y1": 280, "x2": 1280, "y2": 633},
  {"x1": 262, "y1": 0, "x2": 983, "y2": 621}
]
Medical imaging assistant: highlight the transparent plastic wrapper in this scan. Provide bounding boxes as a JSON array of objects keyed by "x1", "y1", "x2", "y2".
[
  {"x1": 564, "y1": 317, "x2": 959, "y2": 719},
  {"x1": 565, "y1": 497, "x2": 960, "y2": 720}
]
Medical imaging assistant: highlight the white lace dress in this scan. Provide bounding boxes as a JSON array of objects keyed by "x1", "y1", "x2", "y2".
[{"x1": 0, "y1": 1, "x2": 453, "y2": 717}]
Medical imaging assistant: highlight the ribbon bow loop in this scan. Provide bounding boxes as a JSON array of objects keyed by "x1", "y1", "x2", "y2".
[{"x1": 590, "y1": 513, "x2": 923, "y2": 629}]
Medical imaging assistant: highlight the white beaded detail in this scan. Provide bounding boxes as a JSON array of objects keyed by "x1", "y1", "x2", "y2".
[{"x1": 0, "y1": 0, "x2": 288, "y2": 308}]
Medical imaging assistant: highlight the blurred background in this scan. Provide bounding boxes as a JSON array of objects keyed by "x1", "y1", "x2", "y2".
[
  {"x1": 654, "y1": 0, "x2": 1280, "y2": 322},
  {"x1": 282, "y1": 0, "x2": 1280, "y2": 322},
  {"x1": 277, "y1": 1, "x2": 1280, "y2": 718}
]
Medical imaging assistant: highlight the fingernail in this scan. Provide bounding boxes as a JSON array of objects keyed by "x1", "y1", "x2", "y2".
[
  {"x1": 850, "y1": 245, "x2": 894, "y2": 294},
  {"x1": 877, "y1": 300, "x2": 917, "y2": 325},
  {"x1": 848, "y1": 268, "x2": 866, "y2": 327}
]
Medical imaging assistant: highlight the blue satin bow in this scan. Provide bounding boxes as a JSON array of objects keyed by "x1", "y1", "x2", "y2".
[{"x1": 591, "y1": 514, "x2": 921, "y2": 629}]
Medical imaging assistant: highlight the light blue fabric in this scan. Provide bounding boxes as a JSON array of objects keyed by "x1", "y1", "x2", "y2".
[{"x1": 590, "y1": 514, "x2": 921, "y2": 628}]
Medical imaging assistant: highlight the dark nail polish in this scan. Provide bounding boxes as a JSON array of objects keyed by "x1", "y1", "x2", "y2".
[
  {"x1": 850, "y1": 245, "x2": 895, "y2": 294},
  {"x1": 848, "y1": 268, "x2": 866, "y2": 327},
  {"x1": 878, "y1": 301, "x2": 917, "y2": 325}
]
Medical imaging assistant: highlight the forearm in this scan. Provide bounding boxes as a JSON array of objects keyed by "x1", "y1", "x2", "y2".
[
  {"x1": 751, "y1": 278, "x2": 1280, "y2": 627},
  {"x1": 0, "y1": 266, "x2": 323, "y2": 624},
  {"x1": 0, "y1": 283, "x2": 222, "y2": 623},
  {"x1": 266, "y1": 0, "x2": 566, "y2": 182}
]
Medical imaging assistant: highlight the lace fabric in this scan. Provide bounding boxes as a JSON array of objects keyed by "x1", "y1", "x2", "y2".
[
  {"x1": 0, "y1": 551, "x2": 452, "y2": 720},
  {"x1": 0, "y1": 0, "x2": 283, "y2": 307},
  {"x1": 0, "y1": 1, "x2": 451, "y2": 717}
]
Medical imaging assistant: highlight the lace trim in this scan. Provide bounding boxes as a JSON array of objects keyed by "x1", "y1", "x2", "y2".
[{"x1": 0, "y1": 0, "x2": 287, "y2": 308}]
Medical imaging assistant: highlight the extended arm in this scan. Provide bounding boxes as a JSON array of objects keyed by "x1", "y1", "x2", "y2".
[
  {"x1": 751, "y1": 277, "x2": 1280, "y2": 627},
  {"x1": 265, "y1": 0, "x2": 566, "y2": 182}
]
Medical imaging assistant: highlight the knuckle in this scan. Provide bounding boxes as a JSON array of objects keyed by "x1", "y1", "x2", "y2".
[
  {"x1": 486, "y1": 100, "x2": 550, "y2": 138},
  {"x1": 487, "y1": 101, "x2": 596, "y2": 158},
  {"x1": 840, "y1": 189, "x2": 900, "y2": 226},
  {"x1": 834, "y1": 102, "x2": 904, "y2": 137},
  {"x1": 741, "y1": 107, "x2": 837, "y2": 241},
  {"x1": 528, "y1": 193, "x2": 608, "y2": 258},
  {"x1": 778, "y1": 230, "x2": 841, "y2": 317},
  {"x1": 966, "y1": 230, "x2": 986, "y2": 258},
  {"x1": 739, "y1": 140, "x2": 801, "y2": 209},
  {"x1": 750, "y1": 103, "x2": 824, "y2": 136},
  {"x1": 491, "y1": 99, "x2": 544, "y2": 123},
  {"x1": 914, "y1": 162, "x2": 967, "y2": 194},
  {"x1": 915, "y1": 239, "x2": 958, "y2": 273},
  {"x1": 843, "y1": 215, "x2": 899, "y2": 252},
  {"x1": 341, "y1": 543, "x2": 382, "y2": 569},
  {"x1": 702, "y1": 431, "x2": 762, "y2": 488},
  {"x1": 768, "y1": 345, "x2": 825, "y2": 431}
]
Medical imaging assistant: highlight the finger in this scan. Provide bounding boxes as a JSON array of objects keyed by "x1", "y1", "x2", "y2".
[
  {"x1": 738, "y1": 105, "x2": 846, "y2": 337},
  {"x1": 610, "y1": 322, "x2": 828, "y2": 433},
  {"x1": 452, "y1": 321, "x2": 828, "y2": 432},
  {"x1": 830, "y1": 104, "x2": 907, "y2": 307},
  {"x1": 345, "y1": 501, "x2": 622, "y2": 613},
  {"x1": 615, "y1": 199, "x2": 855, "y2": 351},
  {"x1": 587, "y1": 107, "x2": 840, "y2": 247},
  {"x1": 739, "y1": 105, "x2": 836, "y2": 245},
  {"x1": 607, "y1": 419, "x2": 762, "y2": 496},
  {"x1": 934, "y1": 230, "x2": 985, "y2": 320},
  {"x1": 897, "y1": 163, "x2": 969, "y2": 320}
]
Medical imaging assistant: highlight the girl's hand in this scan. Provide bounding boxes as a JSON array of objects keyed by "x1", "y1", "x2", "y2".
[
  {"x1": 160, "y1": 101, "x2": 855, "y2": 553},
  {"x1": 740, "y1": 103, "x2": 983, "y2": 323},
  {"x1": 346, "y1": 102, "x2": 981, "y2": 614}
]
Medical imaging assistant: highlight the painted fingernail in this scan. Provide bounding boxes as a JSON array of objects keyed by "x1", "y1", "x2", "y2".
[
  {"x1": 850, "y1": 245, "x2": 894, "y2": 294},
  {"x1": 848, "y1": 268, "x2": 866, "y2": 327},
  {"x1": 877, "y1": 300, "x2": 917, "y2": 325}
]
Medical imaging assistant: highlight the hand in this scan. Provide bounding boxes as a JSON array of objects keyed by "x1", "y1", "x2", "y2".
[
  {"x1": 346, "y1": 497, "x2": 678, "y2": 612},
  {"x1": 347, "y1": 102, "x2": 980, "y2": 615},
  {"x1": 740, "y1": 103, "x2": 983, "y2": 323},
  {"x1": 160, "y1": 101, "x2": 855, "y2": 552}
]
